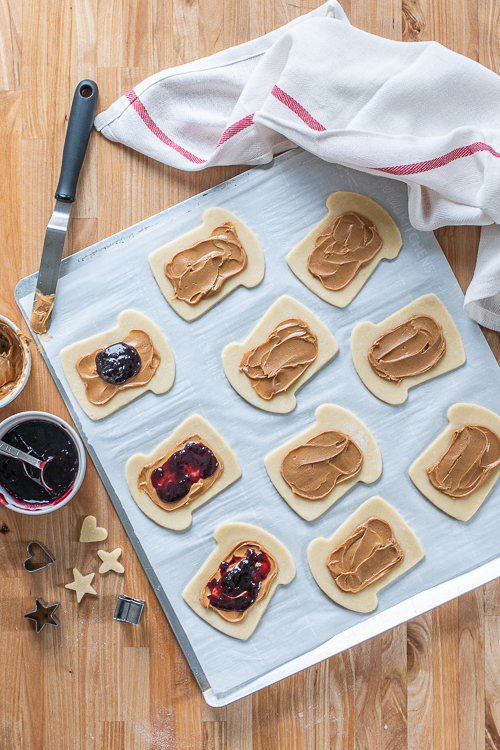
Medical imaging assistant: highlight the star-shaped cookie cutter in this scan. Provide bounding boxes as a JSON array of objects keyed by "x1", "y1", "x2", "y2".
[
  {"x1": 24, "y1": 597, "x2": 60, "y2": 633},
  {"x1": 23, "y1": 541, "x2": 56, "y2": 572}
]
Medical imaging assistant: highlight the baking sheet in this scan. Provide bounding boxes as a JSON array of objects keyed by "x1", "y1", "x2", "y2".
[{"x1": 16, "y1": 149, "x2": 500, "y2": 701}]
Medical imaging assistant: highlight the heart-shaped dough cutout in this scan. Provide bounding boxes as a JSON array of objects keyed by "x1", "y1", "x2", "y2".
[{"x1": 79, "y1": 515, "x2": 108, "y2": 543}]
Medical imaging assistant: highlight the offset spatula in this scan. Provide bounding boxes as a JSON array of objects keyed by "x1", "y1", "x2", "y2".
[{"x1": 30, "y1": 80, "x2": 98, "y2": 335}]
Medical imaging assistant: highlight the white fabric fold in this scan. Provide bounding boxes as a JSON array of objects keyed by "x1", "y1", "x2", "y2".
[{"x1": 95, "y1": 1, "x2": 500, "y2": 331}]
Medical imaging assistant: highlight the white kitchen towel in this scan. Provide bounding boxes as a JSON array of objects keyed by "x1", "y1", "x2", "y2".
[{"x1": 95, "y1": 1, "x2": 500, "y2": 330}]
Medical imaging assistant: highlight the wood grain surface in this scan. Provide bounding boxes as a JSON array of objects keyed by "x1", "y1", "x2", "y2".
[{"x1": 1, "y1": 0, "x2": 499, "y2": 747}]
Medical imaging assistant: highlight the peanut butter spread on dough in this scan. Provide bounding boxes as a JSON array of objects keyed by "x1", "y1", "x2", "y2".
[
  {"x1": 427, "y1": 424, "x2": 500, "y2": 498},
  {"x1": 0, "y1": 322, "x2": 26, "y2": 400},
  {"x1": 76, "y1": 330, "x2": 160, "y2": 406},
  {"x1": 281, "y1": 430, "x2": 363, "y2": 500},
  {"x1": 138, "y1": 434, "x2": 223, "y2": 512},
  {"x1": 30, "y1": 290, "x2": 55, "y2": 334},
  {"x1": 239, "y1": 318, "x2": 318, "y2": 400},
  {"x1": 164, "y1": 222, "x2": 247, "y2": 305},
  {"x1": 308, "y1": 212, "x2": 383, "y2": 291},
  {"x1": 200, "y1": 540, "x2": 278, "y2": 623},
  {"x1": 368, "y1": 314, "x2": 446, "y2": 383},
  {"x1": 327, "y1": 517, "x2": 404, "y2": 594}
]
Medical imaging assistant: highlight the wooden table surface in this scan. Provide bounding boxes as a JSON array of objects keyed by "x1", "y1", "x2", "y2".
[{"x1": 1, "y1": 0, "x2": 500, "y2": 747}]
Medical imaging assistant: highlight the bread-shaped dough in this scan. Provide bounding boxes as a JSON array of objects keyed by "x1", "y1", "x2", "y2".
[
  {"x1": 264, "y1": 403, "x2": 382, "y2": 521},
  {"x1": 409, "y1": 403, "x2": 500, "y2": 521},
  {"x1": 350, "y1": 294, "x2": 465, "y2": 405},
  {"x1": 60, "y1": 310, "x2": 175, "y2": 420},
  {"x1": 182, "y1": 522, "x2": 296, "y2": 640},
  {"x1": 148, "y1": 207, "x2": 265, "y2": 321},
  {"x1": 308, "y1": 496, "x2": 424, "y2": 613},
  {"x1": 125, "y1": 414, "x2": 241, "y2": 530},
  {"x1": 222, "y1": 295, "x2": 338, "y2": 414},
  {"x1": 287, "y1": 192, "x2": 402, "y2": 308}
]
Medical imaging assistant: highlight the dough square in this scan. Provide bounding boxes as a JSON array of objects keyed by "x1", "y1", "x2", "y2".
[
  {"x1": 182, "y1": 522, "x2": 296, "y2": 640},
  {"x1": 60, "y1": 310, "x2": 175, "y2": 420},
  {"x1": 350, "y1": 293, "x2": 466, "y2": 405},
  {"x1": 409, "y1": 403, "x2": 500, "y2": 521},
  {"x1": 221, "y1": 295, "x2": 339, "y2": 414},
  {"x1": 286, "y1": 192, "x2": 402, "y2": 308},
  {"x1": 308, "y1": 496, "x2": 424, "y2": 613},
  {"x1": 125, "y1": 414, "x2": 241, "y2": 531},
  {"x1": 264, "y1": 403, "x2": 382, "y2": 521},
  {"x1": 148, "y1": 207, "x2": 265, "y2": 321}
]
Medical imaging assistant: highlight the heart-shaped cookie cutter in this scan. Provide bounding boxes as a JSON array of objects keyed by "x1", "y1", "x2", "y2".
[{"x1": 23, "y1": 541, "x2": 56, "y2": 572}]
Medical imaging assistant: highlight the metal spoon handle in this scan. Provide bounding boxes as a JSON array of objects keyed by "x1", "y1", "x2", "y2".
[{"x1": 0, "y1": 439, "x2": 43, "y2": 469}]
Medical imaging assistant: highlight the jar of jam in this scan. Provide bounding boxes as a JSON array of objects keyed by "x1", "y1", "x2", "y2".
[{"x1": 0, "y1": 411, "x2": 86, "y2": 514}]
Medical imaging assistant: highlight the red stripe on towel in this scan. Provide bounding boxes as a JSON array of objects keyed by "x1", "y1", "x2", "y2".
[
  {"x1": 126, "y1": 90, "x2": 205, "y2": 164},
  {"x1": 271, "y1": 86, "x2": 326, "y2": 132},
  {"x1": 216, "y1": 114, "x2": 255, "y2": 147},
  {"x1": 378, "y1": 142, "x2": 500, "y2": 176}
]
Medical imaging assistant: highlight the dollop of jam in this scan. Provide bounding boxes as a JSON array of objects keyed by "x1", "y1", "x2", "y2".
[
  {"x1": 308, "y1": 212, "x2": 383, "y2": 291},
  {"x1": 327, "y1": 517, "x2": 404, "y2": 594},
  {"x1": 281, "y1": 430, "x2": 363, "y2": 500},
  {"x1": 0, "y1": 420, "x2": 79, "y2": 508},
  {"x1": 200, "y1": 540, "x2": 279, "y2": 622},
  {"x1": 76, "y1": 329, "x2": 161, "y2": 406},
  {"x1": 427, "y1": 424, "x2": 500, "y2": 498},
  {"x1": 207, "y1": 548, "x2": 271, "y2": 612},
  {"x1": 164, "y1": 222, "x2": 248, "y2": 305},
  {"x1": 151, "y1": 441, "x2": 218, "y2": 504},
  {"x1": 368, "y1": 314, "x2": 446, "y2": 383},
  {"x1": 95, "y1": 342, "x2": 142, "y2": 385},
  {"x1": 239, "y1": 318, "x2": 318, "y2": 400}
]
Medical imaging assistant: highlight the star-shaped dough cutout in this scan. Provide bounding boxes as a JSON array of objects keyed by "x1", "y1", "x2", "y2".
[
  {"x1": 65, "y1": 568, "x2": 97, "y2": 603},
  {"x1": 24, "y1": 598, "x2": 60, "y2": 633},
  {"x1": 98, "y1": 548, "x2": 124, "y2": 575}
]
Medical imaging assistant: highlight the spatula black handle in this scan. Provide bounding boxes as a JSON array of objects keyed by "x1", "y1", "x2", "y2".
[{"x1": 55, "y1": 80, "x2": 98, "y2": 203}]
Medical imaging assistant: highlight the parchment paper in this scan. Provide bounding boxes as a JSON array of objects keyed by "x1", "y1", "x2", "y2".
[{"x1": 19, "y1": 150, "x2": 500, "y2": 696}]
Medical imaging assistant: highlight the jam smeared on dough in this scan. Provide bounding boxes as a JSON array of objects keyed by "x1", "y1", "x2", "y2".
[
  {"x1": 0, "y1": 322, "x2": 26, "y2": 400},
  {"x1": 30, "y1": 290, "x2": 55, "y2": 334},
  {"x1": 368, "y1": 314, "x2": 445, "y2": 383},
  {"x1": 201, "y1": 540, "x2": 278, "y2": 622},
  {"x1": 164, "y1": 222, "x2": 247, "y2": 305},
  {"x1": 239, "y1": 318, "x2": 318, "y2": 400},
  {"x1": 327, "y1": 517, "x2": 404, "y2": 593},
  {"x1": 95, "y1": 342, "x2": 142, "y2": 385},
  {"x1": 427, "y1": 424, "x2": 500, "y2": 498},
  {"x1": 281, "y1": 430, "x2": 363, "y2": 500},
  {"x1": 138, "y1": 435, "x2": 222, "y2": 512},
  {"x1": 76, "y1": 330, "x2": 160, "y2": 406},
  {"x1": 308, "y1": 212, "x2": 383, "y2": 291}
]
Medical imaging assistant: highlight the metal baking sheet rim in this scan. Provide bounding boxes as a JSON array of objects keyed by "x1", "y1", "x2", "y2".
[{"x1": 14, "y1": 152, "x2": 500, "y2": 707}]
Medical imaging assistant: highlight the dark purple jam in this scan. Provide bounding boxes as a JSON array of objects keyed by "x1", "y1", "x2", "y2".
[
  {"x1": 207, "y1": 548, "x2": 272, "y2": 612},
  {"x1": 151, "y1": 441, "x2": 218, "y2": 504},
  {"x1": 95, "y1": 342, "x2": 141, "y2": 385},
  {"x1": 0, "y1": 420, "x2": 79, "y2": 507}
]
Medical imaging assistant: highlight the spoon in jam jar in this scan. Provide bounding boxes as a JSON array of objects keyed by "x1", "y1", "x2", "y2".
[{"x1": 0, "y1": 439, "x2": 54, "y2": 494}]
